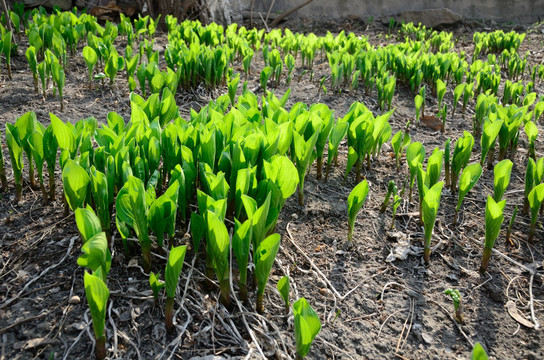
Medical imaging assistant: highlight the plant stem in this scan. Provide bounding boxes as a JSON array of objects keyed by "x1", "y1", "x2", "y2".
[
  {"x1": 316, "y1": 157, "x2": 322, "y2": 180},
  {"x1": 219, "y1": 279, "x2": 230, "y2": 306},
  {"x1": 142, "y1": 248, "x2": 151, "y2": 273},
  {"x1": 424, "y1": 246, "x2": 431, "y2": 264},
  {"x1": 480, "y1": 247, "x2": 492, "y2": 273},
  {"x1": 165, "y1": 296, "x2": 175, "y2": 332},
  {"x1": 528, "y1": 225, "x2": 535, "y2": 243},
  {"x1": 40, "y1": 181, "x2": 48, "y2": 205},
  {"x1": 239, "y1": 281, "x2": 248, "y2": 302},
  {"x1": 298, "y1": 186, "x2": 304, "y2": 206},
  {"x1": 95, "y1": 335, "x2": 106, "y2": 360},
  {"x1": 256, "y1": 292, "x2": 264, "y2": 314},
  {"x1": 48, "y1": 169, "x2": 56, "y2": 201}
]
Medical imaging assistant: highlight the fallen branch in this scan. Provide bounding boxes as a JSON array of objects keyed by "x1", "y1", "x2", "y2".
[{"x1": 269, "y1": 0, "x2": 314, "y2": 27}]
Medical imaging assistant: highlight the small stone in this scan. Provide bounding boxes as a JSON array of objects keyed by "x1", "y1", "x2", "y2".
[
  {"x1": 291, "y1": 213, "x2": 298, "y2": 220},
  {"x1": 68, "y1": 295, "x2": 80, "y2": 304},
  {"x1": 319, "y1": 288, "x2": 329, "y2": 295},
  {"x1": 422, "y1": 332, "x2": 433, "y2": 344}
]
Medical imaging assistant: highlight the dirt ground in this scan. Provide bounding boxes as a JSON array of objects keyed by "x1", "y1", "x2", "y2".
[{"x1": 1, "y1": 17, "x2": 544, "y2": 360}]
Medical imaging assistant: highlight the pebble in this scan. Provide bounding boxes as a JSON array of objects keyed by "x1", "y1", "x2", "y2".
[
  {"x1": 291, "y1": 213, "x2": 298, "y2": 220},
  {"x1": 68, "y1": 295, "x2": 80, "y2": 304},
  {"x1": 422, "y1": 332, "x2": 433, "y2": 344},
  {"x1": 319, "y1": 288, "x2": 329, "y2": 295}
]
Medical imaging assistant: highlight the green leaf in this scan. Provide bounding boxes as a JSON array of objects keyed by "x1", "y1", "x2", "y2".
[
  {"x1": 277, "y1": 276, "x2": 290, "y2": 308},
  {"x1": 83, "y1": 271, "x2": 109, "y2": 339},
  {"x1": 232, "y1": 218, "x2": 253, "y2": 286},
  {"x1": 116, "y1": 176, "x2": 149, "y2": 253},
  {"x1": 457, "y1": 163, "x2": 482, "y2": 212},
  {"x1": 528, "y1": 183, "x2": 544, "y2": 227},
  {"x1": 206, "y1": 210, "x2": 230, "y2": 283},
  {"x1": 422, "y1": 182, "x2": 444, "y2": 247},
  {"x1": 480, "y1": 119, "x2": 503, "y2": 164},
  {"x1": 190, "y1": 212, "x2": 205, "y2": 253},
  {"x1": 148, "y1": 193, "x2": 177, "y2": 247},
  {"x1": 484, "y1": 196, "x2": 505, "y2": 249},
  {"x1": 293, "y1": 297, "x2": 321, "y2": 358},
  {"x1": 255, "y1": 233, "x2": 281, "y2": 296},
  {"x1": 347, "y1": 179, "x2": 369, "y2": 241},
  {"x1": 452, "y1": 131, "x2": 474, "y2": 178},
  {"x1": 493, "y1": 159, "x2": 513, "y2": 202},
  {"x1": 471, "y1": 342, "x2": 489, "y2": 360},
  {"x1": 149, "y1": 271, "x2": 165, "y2": 301},
  {"x1": 78, "y1": 232, "x2": 110, "y2": 281},
  {"x1": 75, "y1": 206, "x2": 102, "y2": 242},
  {"x1": 51, "y1": 113, "x2": 76, "y2": 157},
  {"x1": 165, "y1": 245, "x2": 187, "y2": 298},
  {"x1": 62, "y1": 159, "x2": 90, "y2": 211}
]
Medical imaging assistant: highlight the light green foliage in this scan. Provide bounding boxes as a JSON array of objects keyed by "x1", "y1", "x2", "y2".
[
  {"x1": 277, "y1": 276, "x2": 290, "y2": 309},
  {"x1": 391, "y1": 129, "x2": 411, "y2": 170},
  {"x1": 255, "y1": 233, "x2": 281, "y2": 312},
  {"x1": 493, "y1": 159, "x2": 513, "y2": 202},
  {"x1": 471, "y1": 342, "x2": 489, "y2": 360},
  {"x1": 293, "y1": 298, "x2": 322, "y2": 359},
  {"x1": 347, "y1": 179, "x2": 370, "y2": 241},
  {"x1": 456, "y1": 163, "x2": 482, "y2": 214},
  {"x1": 451, "y1": 131, "x2": 474, "y2": 194},
  {"x1": 83, "y1": 271, "x2": 109, "y2": 340},
  {"x1": 149, "y1": 271, "x2": 165, "y2": 304},
  {"x1": 422, "y1": 182, "x2": 444, "y2": 263},
  {"x1": 165, "y1": 245, "x2": 187, "y2": 298},
  {"x1": 62, "y1": 159, "x2": 90, "y2": 211},
  {"x1": 406, "y1": 142, "x2": 425, "y2": 202}
]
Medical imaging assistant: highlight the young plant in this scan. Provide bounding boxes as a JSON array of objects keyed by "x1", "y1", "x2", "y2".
[
  {"x1": 505, "y1": 205, "x2": 518, "y2": 245},
  {"x1": 493, "y1": 159, "x2": 512, "y2": 202},
  {"x1": 206, "y1": 211, "x2": 230, "y2": 306},
  {"x1": 450, "y1": 131, "x2": 474, "y2": 195},
  {"x1": 347, "y1": 179, "x2": 369, "y2": 241},
  {"x1": 422, "y1": 182, "x2": 445, "y2": 264},
  {"x1": 165, "y1": 245, "x2": 187, "y2": 331},
  {"x1": 260, "y1": 66, "x2": 273, "y2": 94},
  {"x1": 436, "y1": 79, "x2": 446, "y2": 110},
  {"x1": 51, "y1": 61, "x2": 65, "y2": 111},
  {"x1": 232, "y1": 218, "x2": 252, "y2": 301},
  {"x1": 149, "y1": 272, "x2": 165, "y2": 307},
  {"x1": 406, "y1": 142, "x2": 425, "y2": 202},
  {"x1": 294, "y1": 131, "x2": 320, "y2": 206},
  {"x1": 451, "y1": 83, "x2": 465, "y2": 119},
  {"x1": 293, "y1": 297, "x2": 321, "y2": 360},
  {"x1": 26, "y1": 46, "x2": 39, "y2": 93},
  {"x1": 390, "y1": 183, "x2": 403, "y2": 229},
  {"x1": 2, "y1": 31, "x2": 12, "y2": 80},
  {"x1": 391, "y1": 128, "x2": 411, "y2": 171},
  {"x1": 527, "y1": 183, "x2": 544, "y2": 242},
  {"x1": 444, "y1": 288, "x2": 463, "y2": 323},
  {"x1": 62, "y1": 159, "x2": 90, "y2": 211},
  {"x1": 0, "y1": 130, "x2": 7, "y2": 191},
  {"x1": 83, "y1": 271, "x2": 109, "y2": 360},
  {"x1": 277, "y1": 276, "x2": 290, "y2": 313},
  {"x1": 83, "y1": 46, "x2": 98, "y2": 90},
  {"x1": 480, "y1": 196, "x2": 506, "y2": 273},
  {"x1": 380, "y1": 180, "x2": 397, "y2": 213},
  {"x1": 472, "y1": 342, "x2": 489, "y2": 360},
  {"x1": 325, "y1": 121, "x2": 349, "y2": 180},
  {"x1": 414, "y1": 94, "x2": 424, "y2": 124},
  {"x1": 454, "y1": 163, "x2": 482, "y2": 225},
  {"x1": 480, "y1": 119, "x2": 503, "y2": 167},
  {"x1": 525, "y1": 121, "x2": 538, "y2": 160},
  {"x1": 116, "y1": 176, "x2": 151, "y2": 272},
  {"x1": 255, "y1": 233, "x2": 281, "y2": 313},
  {"x1": 5, "y1": 124, "x2": 24, "y2": 201}
]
